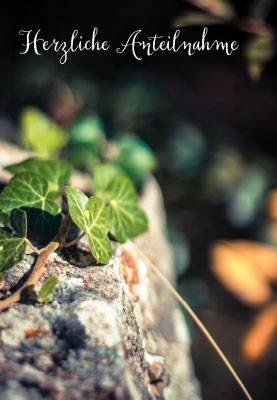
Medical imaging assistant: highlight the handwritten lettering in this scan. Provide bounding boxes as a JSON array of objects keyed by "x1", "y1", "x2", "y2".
[
  {"x1": 19, "y1": 28, "x2": 110, "y2": 64},
  {"x1": 19, "y1": 27, "x2": 239, "y2": 63}
]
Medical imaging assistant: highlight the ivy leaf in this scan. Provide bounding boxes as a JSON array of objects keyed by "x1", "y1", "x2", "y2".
[
  {"x1": 106, "y1": 175, "x2": 148, "y2": 243},
  {"x1": 0, "y1": 211, "x2": 10, "y2": 227},
  {"x1": 113, "y1": 134, "x2": 157, "y2": 186},
  {"x1": 37, "y1": 276, "x2": 59, "y2": 303},
  {"x1": 10, "y1": 208, "x2": 27, "y2": 238},
  {"x1": 66, "y1": 115, "x2": 106, "y2": 170},
  {"x1": 0, "y1": 172, "x2": 61, "y2": 215},
  {"x1": 0, "y1": 228, "x2": 27, "y2": 272},
  {"x1": 93, "y1": 164, "x2": 121, "y2": 201},
  {"x1": 69, "y1": 115, "x2": 106, "y2": 149},
  {"x1": 26, "y1": 208, "x2": 62, "y2": 244},
  {"x1": 0, "y1": 172, "x2": 61, "y2": 243},
  {"x1": 5, "y1": 158, "x2": 73, "y2": 199},
  {"x1": 66, "y1": 186, "x2": 111, "y2": 264},
  {"x1": 20, "y1": 107, "x2": 67, "y2": 157},
  {"x1": 244, "y1": 33, "x2": 275, "y2": 81}
]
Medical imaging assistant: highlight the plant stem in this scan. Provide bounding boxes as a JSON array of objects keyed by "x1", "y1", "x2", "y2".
[
  {"x1": 0, "y1": 214, "x2": 84, "y2": 312},
  {"x1": 131, "y1": 242, "x2": 253, "y2": 400},
  {"x1": 56, "y1": 214, "x2": 73, "y2": 243},
  {"x1": 0, "y1": 241, "x2": 59, "y2": 312},
  {"x1": 61, "y1": 231, "x2": 86, "y2": 248},
  {"x1": 24, "y1": 238, "x2": 41, "y2": 254}
]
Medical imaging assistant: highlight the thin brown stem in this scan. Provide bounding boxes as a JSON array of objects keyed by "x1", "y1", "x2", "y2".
[
  {"x1": 24, "y1": 238, "x2": 41, "y2": 254},
  {"x1": 61, "y1": 231, "x2": 86, "y2": 248},
  {"x1": 131, "y1": 242, "x2": 253, "y2": 400},
  {"x1": 55, "y1": 214, "x2": 73, "y2": 243},
  {"x1": 0, "y1": 241, "x2": 59, "y2": 312}
]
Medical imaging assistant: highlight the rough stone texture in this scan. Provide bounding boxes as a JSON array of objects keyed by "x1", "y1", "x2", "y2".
[{"x1": 0, "y1": 142, "x2": 201, "y2": 399}]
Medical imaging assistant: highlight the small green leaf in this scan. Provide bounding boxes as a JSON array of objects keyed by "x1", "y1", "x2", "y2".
[
  {"x1": 66, "y1": 187, "x2": 112, "y2": 264},
  {"x1": 0, "y1": 228, "x2": 27, "y2": 272},
  {"x1": 113, "y1": 134, "x2": 157, "y2": 186},
  {"x1": 0, "y1": 172, "x2": 61, "y2": 243},
  {"x1": 10, "y1": 208, "x2": 27, "y2": 238},
  {"x1": 37, "y1": 276, "x2": 59, "y2": 303},
  {"x1": 20, "y1": 107, "x2": 67, "y2": 157},
  {"x1": 244, "y1": 34, "x2": 275, "y2": 81},
  {"x1": 69, "y1": 115, "x2": 106, "y2": 148},
  {"x1": 5, "y1": 158, "x2": 73, "y2": 199},
  {"x1": 66, "y1": 115, "x2": 106, "y2": 170},
  {"x1": 107, "y1": 175, "x2": 148, "y2": 243},
  {"x1": 93, "y1": 164, "x2": 121, "y2": 201}
]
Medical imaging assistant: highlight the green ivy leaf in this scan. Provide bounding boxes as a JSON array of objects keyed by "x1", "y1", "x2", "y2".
[
  {"x1": 37, "y1": 276, "x2": 59, "y2": 303},
  {"x1": 27, "y1": 209, "x2": 62, "y2": 244},
  {"x1": 244, "y1": 34, "x2": 275, "y2": 81},
  {"x1": 113, "y1": 134, "x2": 157, "y2": 186},
  {"x1": 5, "y1": 158, "x2": 73, "y2": 199},
  {"x1": 0, "y1": 172, "x2": 61, "y2": 243},
  {"x1": 0, "y1": 228, "x2": 27, "y2": 272},
  {"x1": 20, "y1": 107, "x2": 67, "y2": 157},
  {"x1": 0, "y1": 211, "x2": 10, "y2": 227},
  {"x1": 0, "y1": 172, "x2": 60, "y2": 215},
  {"x1": 69, "y1": 115, "x2": 106, "y2": 148},
  {"x1": 66, "y1": 115, "x2": 106, "y2": 170},
  {"x1": 93, "y1": 164, "x2": 121, "y2": 201},
  {"x1": 107, "y1": 175, "x2": 148, "y2": 243},
  {"x1": 10, "y1": 208, "x2": 27, "y2": 238},
  {"x1": 66, "y1": 187, "x2": 111, "y2": 264}
]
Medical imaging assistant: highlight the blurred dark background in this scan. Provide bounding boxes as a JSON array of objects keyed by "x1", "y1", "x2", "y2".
[{"x1": 0, "y1": 1, "x2": 277, "y2": 399}]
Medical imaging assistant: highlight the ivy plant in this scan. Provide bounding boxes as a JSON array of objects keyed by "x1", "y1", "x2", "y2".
[
  {"x1": 0, "y1": 158, "x2": 148, "y2": 310},
  {"x1": 19, "y1": 107, "x2": 157, "y2": 187}
]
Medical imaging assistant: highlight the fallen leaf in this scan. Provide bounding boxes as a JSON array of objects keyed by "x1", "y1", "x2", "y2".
[
  {"x1": 210, "y1": 240, "x2": 277, "y2": 306},
  {"x1": 266, "y1": 189, "x2": 277, "y2": 220},
  {"x1": 241, "y1": 302, "x2": 277, "y2": 362}
]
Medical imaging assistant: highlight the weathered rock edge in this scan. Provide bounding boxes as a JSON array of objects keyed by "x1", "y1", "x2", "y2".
[{"x1": 0, "y1": 174, "x2": 201, "y2": 399}]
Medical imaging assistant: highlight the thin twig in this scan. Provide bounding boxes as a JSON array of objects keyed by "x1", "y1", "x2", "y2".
[
  {"x1": 0, "y1": 241, "x2": 59, "y2": 312},
  {"x1": 132, "y1": 242, "x2": 253, "y2": 400},
  {"x1": 61, "y1": 231, "x2": 86, "y2": 248},
  {"x1": 24, "y1": 238, "x2": 41, "y2": 254}
]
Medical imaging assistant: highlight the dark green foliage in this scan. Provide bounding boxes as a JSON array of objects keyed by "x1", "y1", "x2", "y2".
[
  {"x1": 0, "y1": 227, "x2": 27, "y2": 272},
  {"x1": 0, "y1": 157, "x2": 148, "y2": 270}
]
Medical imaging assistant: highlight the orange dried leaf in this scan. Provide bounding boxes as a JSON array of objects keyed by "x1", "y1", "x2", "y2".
[
  {"x1": 210, "y1": 240, "x2": 277, "y2": 306},
  {"x1": 241, "y1": 302, "x2": 277, "y2": 362},
  {"x1": 121, "y1": 248, "x2": 140, "y2": 300},
  {"x1": 230, "y1": 241, "x2": 277, "y2": 283},
  {"x1": 266, "y1": 189, "x2": 277, "y2": 220}
]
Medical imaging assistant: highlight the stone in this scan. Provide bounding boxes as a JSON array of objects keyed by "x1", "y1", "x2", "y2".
[{"x1": 0, "y1": 142, "x2": 201, "y2": 399}]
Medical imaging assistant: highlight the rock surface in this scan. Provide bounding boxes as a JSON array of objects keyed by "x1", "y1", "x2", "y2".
[{"x1": 0, "y1": 144, "x2": 201, "y2": 399}]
